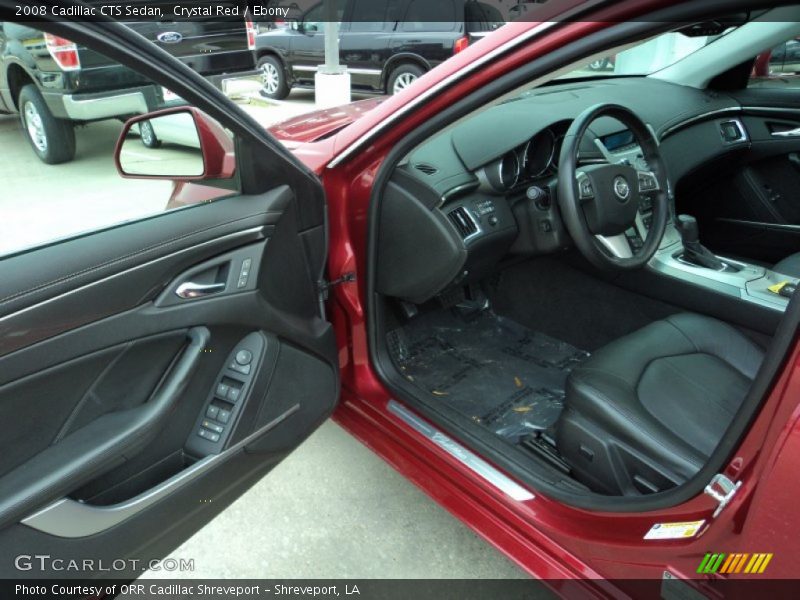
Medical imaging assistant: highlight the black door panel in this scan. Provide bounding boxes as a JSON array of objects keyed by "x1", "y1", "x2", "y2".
[
  {"x1": 0, "y1": 330, "x2": 187, "y2": 480},
  {"x1": 0, "y1": 186, "x2": 291, "y2": 352},
  {"x1": 680, "y1": 87, "x2": 800, "y2": 264},
  {"x1": 0, "y1": 189, "x2": 339, "y2": 574},
  {"x1": 0, "y1": 327, "x2": 208, "y2": 532}
]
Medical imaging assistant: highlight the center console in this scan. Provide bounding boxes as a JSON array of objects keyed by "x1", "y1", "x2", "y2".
[{"x1": 648, "y1": 218, "x2": 796, "y2": 314}]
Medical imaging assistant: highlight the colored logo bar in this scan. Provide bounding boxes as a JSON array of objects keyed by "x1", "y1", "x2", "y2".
[{"x1": 697, "y1": 553, "x2": 773, "y2": 574}]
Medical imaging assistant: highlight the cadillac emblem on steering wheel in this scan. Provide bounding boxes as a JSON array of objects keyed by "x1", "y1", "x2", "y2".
[{"x1": 613, "y1": 175, "x2": 631, "y2": 201}]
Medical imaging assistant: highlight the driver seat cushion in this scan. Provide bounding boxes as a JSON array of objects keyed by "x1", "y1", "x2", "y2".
[{"x1": 556, "y1": 313, "x2": 764, "y2": 495}]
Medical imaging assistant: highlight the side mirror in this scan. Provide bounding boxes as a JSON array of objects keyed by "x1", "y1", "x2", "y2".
[{"x1": 114, "y1": 107, "x2": 235, "y2": 181}]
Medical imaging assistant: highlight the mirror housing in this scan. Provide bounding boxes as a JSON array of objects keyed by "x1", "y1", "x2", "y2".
[{"x1": 114, "y1": 107, "x2": 235, "y2": 181}]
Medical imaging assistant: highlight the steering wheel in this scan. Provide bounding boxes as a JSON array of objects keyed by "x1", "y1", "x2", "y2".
[{"x1": 557, "y1": 104, "x2": 670, "y2": 270}]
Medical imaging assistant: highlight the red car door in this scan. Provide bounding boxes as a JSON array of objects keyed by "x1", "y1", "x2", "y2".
[{"x1": 0, "y1": 5, "x2": 339, "y2": 578}]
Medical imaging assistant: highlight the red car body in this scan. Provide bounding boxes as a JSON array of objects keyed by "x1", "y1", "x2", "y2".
[
  {"x1": 256, "y1": 4, "x2": 800, "y2": 595},
  {"x1": 166, "y1": 2, "x2": 799, "y2": 594}
]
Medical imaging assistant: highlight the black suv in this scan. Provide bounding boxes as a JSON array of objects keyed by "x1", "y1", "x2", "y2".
[
  {"x1": 254, "y1": 0, "x2": 504, "y2": 98},
  {"x1": 0, "y1": 15, "x2": 257, "y2": 164}
]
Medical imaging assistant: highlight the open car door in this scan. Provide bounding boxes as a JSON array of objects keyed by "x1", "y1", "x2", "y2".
[{"x1": 0, "y1": 6, "x2": 338, "y2": 578}]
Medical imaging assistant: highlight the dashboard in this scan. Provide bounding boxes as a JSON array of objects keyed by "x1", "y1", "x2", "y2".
[{"x1": 375, "y1": 76, "x2": 770, "y2": 304}]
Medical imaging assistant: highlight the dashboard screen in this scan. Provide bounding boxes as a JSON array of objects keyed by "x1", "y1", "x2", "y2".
[{"x1": 602, "y1": 130, "x2": 635, "y2": 151}]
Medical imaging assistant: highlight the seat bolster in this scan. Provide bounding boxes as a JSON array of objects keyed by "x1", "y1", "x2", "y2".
[
  {"x1": 566, "y1": 369, "x2": 705, "y2": 479},
  {"x1": 558, "y1": 313, "x2": 762, "y2": 493},
  {"x1": 572, "y1": 318, "x2": 695, "y2": 385},
  {"x1": 664, "y1": 314, "x2": 764, "y2": 380}
]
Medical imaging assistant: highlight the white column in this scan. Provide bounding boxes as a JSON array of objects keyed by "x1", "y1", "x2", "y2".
[{"x1": 315, "y1": 0, "x2": 351, "y2": 109}]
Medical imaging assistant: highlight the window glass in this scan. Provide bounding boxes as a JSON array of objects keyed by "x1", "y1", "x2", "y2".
[
  {"x1": 465, "y1": 1, "x2": 505, "y2": 33},
  {"x1": 402, "y1": 0, "x2": 456, "y2": 32},
  {"x1": 749, "y1": 36, "x2": 800, "y2": 89},
  {"x1": 560, "y1": 28, "x2": 737, "y2": 78},
  {"x1": 349, "y1": 0, "x2": 388, "y2": 32},
  {"x1": 0, "y1": 24, "x2": 239, "y2": 258},
  {"x1": 302, "y1": 0, "x2": 348, "y2": 33}
]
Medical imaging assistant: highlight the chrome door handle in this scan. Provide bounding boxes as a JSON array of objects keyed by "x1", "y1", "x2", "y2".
[
  {"x1": 772, "y1": 127, "x2": 800, "y2": 138},
  {"x1": 175, "y1": 281, "x2": 225, "y2": 299}
]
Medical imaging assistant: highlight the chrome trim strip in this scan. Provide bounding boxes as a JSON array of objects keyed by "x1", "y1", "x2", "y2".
[
  {"x1": 326, "y1": 21, "x2": 560, "y2": 169},
  {"x1": 63, "y1": 92, "x2": 148, "y2": 120},
  {"x1": 22, "y1": 404, "x2": 300, "y2": 538},
  {"x1": 742, "y1": 106, "x2": 800, "y2": 116},
  {"x1": 0, "y1": 226, "x2": 266, "y2": 329},
  {"x1": 660, "y1": 107, "x2": 741, "y2": 139},
  {"x1": 596, "y1": 233, "x2": 633, "y2": 259},
  {"x1": 717, "y1": 218, "x2": 800, "y2": 232},
  {"x1": 387, "y1": 400, "x2": 535, "y2": 502},
  {"x1": 347, "y1": 67, "x2": 382, "y2": 76},
  {"x1": 772, "y1": 126, "x2": 800, "y2": 138},
  {"x1": 662, "y1": 106, "x2": 800, "y2": 140},
  {"x1": 293, "y1": 65, "x2": 381, "y2": 76}
]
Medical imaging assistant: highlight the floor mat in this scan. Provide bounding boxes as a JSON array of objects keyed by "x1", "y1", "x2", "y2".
[
  {"x1": 487, "y1": 256, "x2": 677, "y2": 351},
  {"x1": 388, "y1": 310, "x2": 590, "y2": 444}
]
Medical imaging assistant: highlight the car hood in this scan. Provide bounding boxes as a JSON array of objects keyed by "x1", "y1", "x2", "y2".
[{"x1": 267, "y1": 97, "x2": 385, "y2": 147}]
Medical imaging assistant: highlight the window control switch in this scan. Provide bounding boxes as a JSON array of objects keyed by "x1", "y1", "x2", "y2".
[
  {"x1": 201, "y1": 420, "x2": 224, "y2": 434},
  {"x1": 198, "y1": 428, "x2": 220, "y2": 443},
  {"x1": 227, "y1": 385, "x2": 241, "y2": 403},
  {"x1": 186, "y1": 332, "x2": 267, "y2": 457}
]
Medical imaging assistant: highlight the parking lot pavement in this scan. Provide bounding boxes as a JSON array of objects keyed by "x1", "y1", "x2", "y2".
[
  {"x1": 141, "y1": 421, "x2": 530, "y2": 579},
  {"x1": 0, "y1": 114, "x2": 172, "y2": 256}
]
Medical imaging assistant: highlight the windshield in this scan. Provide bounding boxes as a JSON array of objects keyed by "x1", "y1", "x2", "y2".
[{"x1": 560, "y1": 28, "x2": 738, "y2": 78}]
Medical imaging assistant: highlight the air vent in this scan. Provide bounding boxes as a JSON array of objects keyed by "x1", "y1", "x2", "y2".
[
  {"x1": 448, "y1": 207, "x2": 478, "y2": 239},
  {"x1": 414, "y1": 162, "x2": 438, "y2": 175}
]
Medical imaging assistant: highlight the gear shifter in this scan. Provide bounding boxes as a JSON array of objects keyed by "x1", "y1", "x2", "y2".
[{"x1": 675, "y1": 214, "x2": 726, "y2": 270}]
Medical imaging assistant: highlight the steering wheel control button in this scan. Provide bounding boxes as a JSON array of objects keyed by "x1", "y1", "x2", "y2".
[
  {"x1": 235, "y1": 349, "x2": 253, "y2": 365},
  {"x1": 638, "y1": 172, "x2": 658, "y2": 192},
  {"x1": 237, "y1": 258, "x2": 253, "y2": 289},
  {"x1": 206, "y1": 405, "x2": 220, "y2": 420},
  {"x1": 197, "y1": 428, "x2": 220, "y2": 443},
  {"x1": 579, "y1": 178, "x2": 594, "y2": 199}
]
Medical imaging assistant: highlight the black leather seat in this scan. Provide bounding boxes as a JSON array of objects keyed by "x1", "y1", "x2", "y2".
[
  {"x1": 556, "y1": 313, "x2": 764, "y2": 495},
  {"x1": 773, "y1": 253, "x2": 800, "y2": 279}
]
